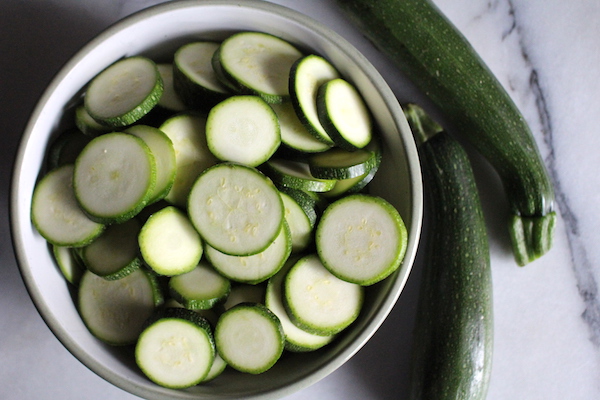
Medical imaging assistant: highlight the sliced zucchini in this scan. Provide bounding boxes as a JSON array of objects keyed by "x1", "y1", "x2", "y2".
[
  {"x1": 206, "y1": 95, "x2": 280, "y2": 167},
  {"x1": 279, "y1": 191, "x2": 314, "y2": 253},
  {"x1": 215, "y1": 302, "x2": 284, "y2": 374},
  {"x1": 316, "y1": 194, "x2": 407, "y2": 285},
  {"x1": 265, "y1": 257, "x2": 335, "y2": 352},
  {"x1": 187, "y1": 163, "x2": 284, "y2": 256},
  {"x1": 214, "y1": 31, "x2": 303, "y2": 103},
  {"x1": 169, "y1": 261, "x2": 231, "y2": 310},
  {"x1": 75, "y1": 105, "x2": 112, "y2": 137},
  {"x1": 261, "y1": 158, "x2": 336, "y2": 193},
  {"x1": 156, "y1": 63, "x2": 187, "y2": 112},
  {"x1": 317, "y1": 78, "x2": 373, "y2": 150},
  {"x1": 31, "y1": 164, "x2": 104, "y2": 247},
  {"x1": 173, "y1": 41, "x2": 231, "y2": 111},
  {"x1": 321, "y1": 137, "x2": 382, "y2": 199},
  {"x1": 289, "y1": 54, "x2": 340, "y2": 145},
  {"x1": 79, "y1": 218, "x2": 142, "y2": 280},
  {"x1": 52, "y1": 245, "x2": 85, "y2": 286},
  {"x1": 136, "y1": 307, "x2": 215, "y2": 389},
  {"x1": 139, "y1": 206, "x2": 203, "y2": 276},
  {"x1": 270, "y1": 102, "x2": 331, "y2": 153},
  {"x1": 73, "y1": 132, "x2": 156, "y2": 224},
  {"x1": 124, "y1": 124, "x2": 177, "y2": 204},
  {"x1": 78, "y1": 268, "x2": 163, "y2": 345},
  {"x1": 46, "y1": 128, "x2": 92, "y2": 170},
  {"x1": 158, "y1": 112, "x2": 218, "y2": 208},
  {"x1": 283, "y1": 254, "x2": 363, "y2": 336},
  {"x1": 222, "y1": 283, "x2": 266, "y2": 311},
  {"x1": 84, "y1": 56, "x2": 163, "y2": 127},
  {"x1": 308, "y1": 147, "x2": 377, "y2": 180},
  {"x1": 202, "y1": 353, "x2": 227, "y2": 383},
  {"x1": 204, "y1": 221, "x2": 292, "y2": 284}
]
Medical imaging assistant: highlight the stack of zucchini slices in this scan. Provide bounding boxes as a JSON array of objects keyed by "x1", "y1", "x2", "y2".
[{"x1": 30, "y1": 30, "x2": 408, "y2": 389}]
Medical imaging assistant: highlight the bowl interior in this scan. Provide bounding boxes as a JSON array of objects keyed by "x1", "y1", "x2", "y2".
[{"x1": 11, "y1": 1, "x2": 422, "y2": 399}]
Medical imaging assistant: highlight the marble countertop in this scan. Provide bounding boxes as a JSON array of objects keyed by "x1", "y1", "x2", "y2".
[{"x1": 1, "y1": 0, "x2": 599, "y2": 399}]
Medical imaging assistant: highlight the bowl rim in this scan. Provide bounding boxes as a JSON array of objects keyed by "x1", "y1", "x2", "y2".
[{"x1": 10, "y1": 1, "x2": 423, "y2": 399}]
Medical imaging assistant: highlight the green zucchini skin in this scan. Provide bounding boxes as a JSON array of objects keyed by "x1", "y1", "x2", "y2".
[
  {"x1": 336, "y1": 0, "x2": 556, "y2": 265},
  {"x1": 408, "y1": 106, "x2": 493, "y2": 400}
]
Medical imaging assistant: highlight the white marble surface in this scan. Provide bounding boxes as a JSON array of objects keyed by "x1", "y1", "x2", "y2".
[{"x1": 1, "y1": 0, "x2": 599, "y2": 399}]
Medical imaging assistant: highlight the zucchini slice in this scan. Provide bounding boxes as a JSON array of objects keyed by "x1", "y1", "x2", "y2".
[
  {"x1": 138, "y1": 206, "x2": 203, "y2": 276},
  {"x1": 156, "y1": 63, "x2": 187, "y2": 113},
  {"x1": 31, "y1": 164, "x2": 104, "y2": 247},
  {"x1": 317, "y1": 78, "x2": 373, "y2": 150},
  {"x1": 316, "y1": 194, "x2": 408, "y2": 286},
  {"x1": 262, "y1": 158, "x2": 336, "y2": 193},
  {"x1": 308, "y1": 147, "x2": 377, "y2": 180},
  {"x1": 206, "y1": 95, "x2": 281, "y2": 167},
  {"x1": 136, "y1": 308, "x2": 215, "y2": 389},
  {"x1": 265, "y1": 257, "x2": 335, "y2": 352},
  {"x1": 215, "y1": 303, "x2": 285, "y2": 374},
  {"x1": 125, "y1": 124, "x2": 177, "y2": 204},
  {"x1": 204, "y1": 221, "x2": 292, "y2": 284},
  {"x1": 158, "y1": 112, "x2": 218, "y2": 208},
  {"x1": 79, "y1": 218, "x2": 142, "y2": 280},
  {"x1": 78, "y1": 268, "x2": 163, "y2": 346},
  {"x1": 168, "y1": 261, "x2": 231, "y2": 310},
  {"x1": 84, "y1": 56, "x2": 163, "y2": 127},
  {"x1": 173, "y1": 41, "x2": 231, "y2": 111},
  {"x1": 289, "y1": 54, "x2": 340, "y2": 145},
  {"x1": 214, "y1": 31, "x2": 303, "y2": 104},
  {"x1": 270, "y1": 102, "x2": 332, "y2": 154},
  {"x1": 283, "y1": 254, "x2": 363, "y2": 336},
  {"x1": 73, "y1": 132, "x2": 156, "y2": 224},
  {"x1": 187, "y1": 163, "x2": 284, "y2": 256}
]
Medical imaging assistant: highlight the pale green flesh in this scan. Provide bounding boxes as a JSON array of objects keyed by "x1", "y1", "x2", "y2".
[
  {"x1": 284, "y1": 254, "x2": 363, "y2": 335},
  {"x1": 316, "y1": 194, "x2": 407, "y2": 285},
  {"x1": 52, "y1": 245, "x2": 84, "y2": 285},
  {"x1": 136, "y1": 318, "x2": 214, "y2": 388},
  {"x1": 125, "y1": 125, "x2": 177, "y2": 204},
  {"x1": 291, "y1": 55, "x2": 340, "y2": 144},
  {"x1": 156, "y1": 64, "x2": 187, "y2": 112},
  {"x1": 81, "y1": 218, "x2": 141, "y2": 279},
  {"x1": 280, "y1": 193, "x2": 314, "y2": 253},
  {"x1": 219, "y1": 32, "x2": 303, "y2": 100},
  {"x1": 187, "y1": 163, "x2": 284, "y2": 256},
  {"x1": 222, "y1": 284, "x2": 266, "y2": 311},
  {"x1": 176, "y1": 42, "x2": 229, "y2": 93},
  {"x1": 85, "y1": 57, "x2": 161, "y2": 121},
  {"x1": 266, "y1": 258, "x2": 334, "y2": 351},
  {"x1": 169, "y1": 262, "x2": 230, "y2": 309},
  {"x1": 78, "y1": 269, "x2": 158, "y2": 345},
  {"x1": 159, "y1": 113, "x2": 218, "y2": 208},
  {"x1": 205, "y1": 221, "x2": 291, "y2": 284},
  {"x1": 206, "y1": 96, "x2": 280, "y2": 167},
  {"x1": 271, "y1": 102, "x2": 331, "y2": 153},
  {"x1": 139, "y1": 206, "x2": 203, "y2": 276},
  {"x1": 320, "y1": 78, "x2": 372, "y2": 148},
  {"x1": 73, "y1": 133, "x2": 155, "y2": 222},
  {"x1": 31, "y1": 165, "x2": 104, "y2": 246},
  {"x1": 215, "y1": 305, "x2": 284, "y2": 373},
  {"x1": 265, "y1": 159, "x2": 336, "y2": 192}
]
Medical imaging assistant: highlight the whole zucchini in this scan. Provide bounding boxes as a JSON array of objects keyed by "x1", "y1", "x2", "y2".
[
  {"x1": 405, "y1": 104, "x2": 493, "y2": 400},
  {"x1": 336, "y1": 0, "x2": 556, "y2": 265}
]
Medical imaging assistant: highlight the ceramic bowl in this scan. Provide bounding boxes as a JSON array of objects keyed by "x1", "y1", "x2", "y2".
[{"x1": 11, "y1": 1, "x2": 423, "y2": 399}]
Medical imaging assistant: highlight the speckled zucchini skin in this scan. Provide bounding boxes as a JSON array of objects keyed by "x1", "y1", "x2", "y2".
[
  {"x1": 410, "y1": 130, "x2": 493, "y2": 400},
  {"x1": 337, "y1": 0, "x2": 556, "y2": 265}
]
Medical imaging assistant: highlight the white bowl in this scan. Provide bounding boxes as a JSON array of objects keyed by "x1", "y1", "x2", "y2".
[{"x1": 10, "y1": 1, "x2": 423, "y2": 399}]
